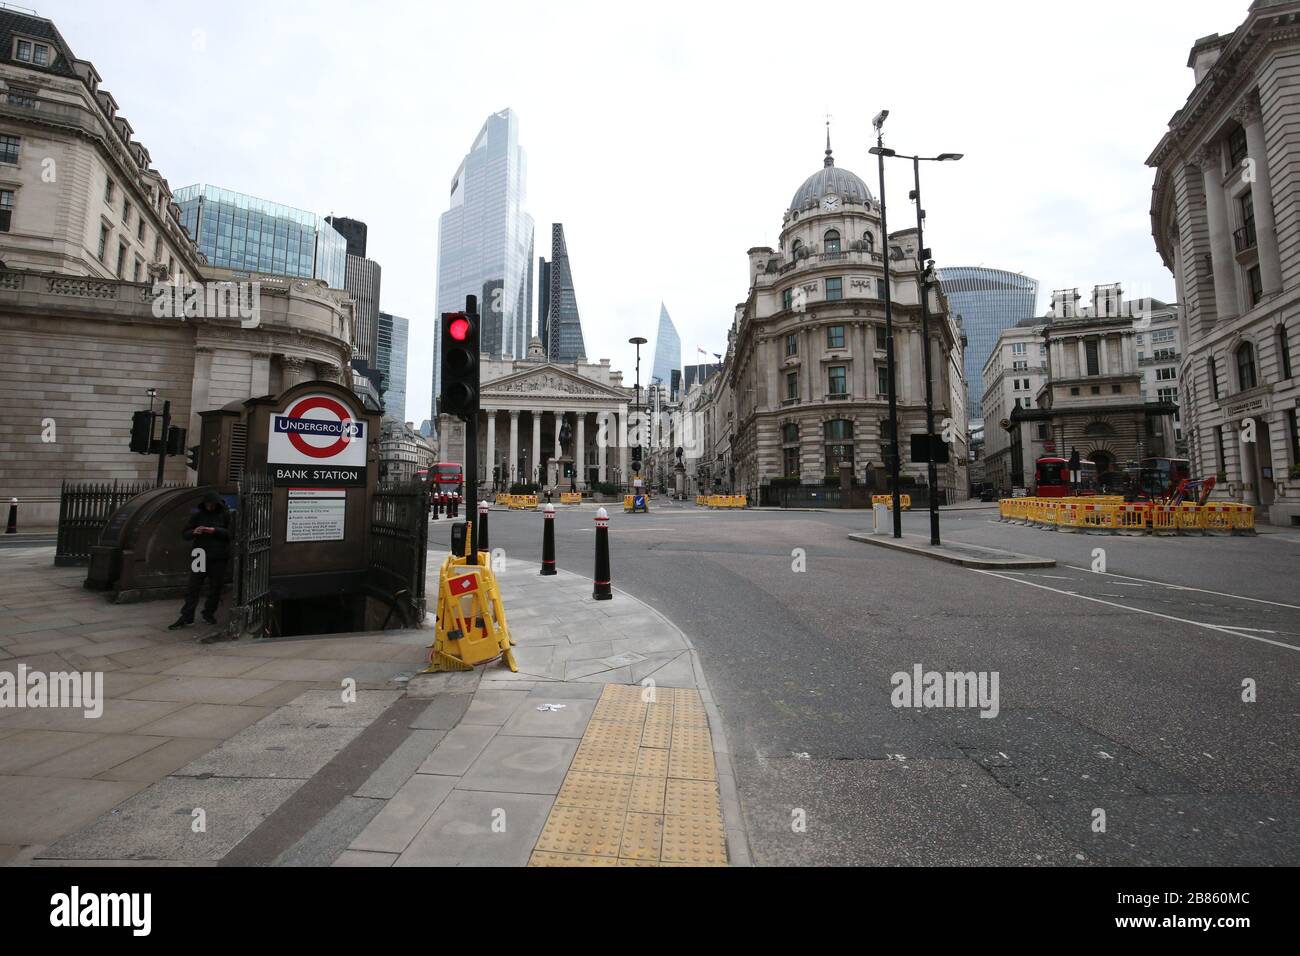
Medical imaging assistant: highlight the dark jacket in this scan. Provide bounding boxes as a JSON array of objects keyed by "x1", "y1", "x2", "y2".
[{"x1": 182, "y1": 497, "x2": 232, "y2": 563}]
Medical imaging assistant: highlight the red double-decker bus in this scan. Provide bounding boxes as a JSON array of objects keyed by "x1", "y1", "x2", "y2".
[
  {"x1": 1034, "y1": 456, "x2": 1098, "y2": 497},
  {"x1": 429, "y1": 462, "x2": 463, "y2": 495}
]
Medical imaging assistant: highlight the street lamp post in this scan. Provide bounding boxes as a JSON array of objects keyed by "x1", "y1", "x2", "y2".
[
  {"x1": 871, "y1": 111, "x2": 903, "y2": 538},
  {"x1": 629, "y1": 336, "x2": 647, "y2": 492},
  {"x1": 871, "y1": 116, "x2": 963, "y2": 546}
]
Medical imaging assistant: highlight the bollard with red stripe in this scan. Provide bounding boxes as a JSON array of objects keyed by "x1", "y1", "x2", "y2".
[
  {"x1": 5, "y1": 497, "x2": 16, "y2": 534},
  {"x1": 593, "y1": 506, "x2": 612, "y2": 600},
  {"x1": 477, "y1": 500, "x2": 490, "y2": 554},
  {"x1": 541, "y1": 503, "x2": 557, "y2": 576}
]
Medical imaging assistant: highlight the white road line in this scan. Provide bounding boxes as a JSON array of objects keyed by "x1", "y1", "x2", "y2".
[
  {"x1": 971, "y1": 568, "x2": 1300, "y2": 653},
  {"x1": 1062, "y1": 566, "x2": 1300, "y2": 610}
]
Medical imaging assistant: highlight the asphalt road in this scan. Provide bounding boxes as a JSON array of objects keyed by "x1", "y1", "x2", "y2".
[{"x1": 474, "y1": 502, "x2": 1300, "y2": 866}]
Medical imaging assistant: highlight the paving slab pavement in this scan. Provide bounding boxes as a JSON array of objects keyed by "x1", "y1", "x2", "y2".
[
  {"x1": 337, "y1": 559, "x2": 749, "y2": 867},
  {"x1": 847, "y1": 531, "x2": 1057, "y2": 569}
]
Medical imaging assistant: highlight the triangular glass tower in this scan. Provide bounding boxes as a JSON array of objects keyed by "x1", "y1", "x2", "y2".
[
  {"x1": 539, "y1": 223, "x2": 587, "y2": 363},
  {"x1": 651, "y1": 303, "x2": 682, "y2": 400}
]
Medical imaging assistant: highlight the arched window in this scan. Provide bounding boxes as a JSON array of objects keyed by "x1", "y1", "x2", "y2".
[
  {"x1": 824, "y1": 230, "x2": 841, "y2": 255},
  {"x1": 1236, "y1": 342, "x2": 1257, "y2": 391},
  {"x1": 863, "y1": 232, "x2": 874, "y2": 253},
  {"x1": 792, "y1": 238, "x2": 805, "y2": 260},
  {"x1": 823, "y1": 419, "x2": 854, "y2": 476}
]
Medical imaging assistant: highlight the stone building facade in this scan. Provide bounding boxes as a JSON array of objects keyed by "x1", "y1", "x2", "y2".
[
  {"x1": 1009, "y1": 286, "x2": 1178, "y2": 486},
  {"x1": 727, "y1": 141, "x2": 967, "y2": 502},
  {"x1": 0, "y1": 9, "x2": 355, "y2": 525},
  {"x1": 981, "y1": 319, "x2": 1048, "y2": 492},
  {"x1": 1147, "y1": 0, "x2": 1300, "y2": 524},
  {"x1": 439, "y1": 338, "x2": 634, "y2": 494}
]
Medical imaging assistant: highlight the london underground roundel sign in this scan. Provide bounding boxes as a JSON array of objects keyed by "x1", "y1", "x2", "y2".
[{"x1": 268, "y1": 392, "x2": 367, "y2": 486}]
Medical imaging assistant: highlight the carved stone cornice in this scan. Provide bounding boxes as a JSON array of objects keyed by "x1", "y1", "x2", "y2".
[{"x1": 1232, "y1": 92, "x2": 1263, "y2": 127}]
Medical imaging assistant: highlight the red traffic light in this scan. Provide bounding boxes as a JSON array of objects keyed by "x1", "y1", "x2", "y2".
[{"x1": 448, "y1": 314, "x2": 471, "y2": 342}]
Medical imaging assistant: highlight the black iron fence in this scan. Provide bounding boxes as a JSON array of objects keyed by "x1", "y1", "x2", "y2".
[
  {"x1": 54, "y1": 479, "x2": 187, "y2": 566},
  {"x1": 370, "y1": 480, "x2": 431, "y2": 627},
  {"x1": 759, "y1": 482, "x2": 959, "y2": 509},
  {"x1": 230, "y1": 473, "x2": 272, "y2": 640}
]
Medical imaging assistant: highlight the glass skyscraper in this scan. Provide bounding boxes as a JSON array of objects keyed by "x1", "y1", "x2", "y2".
[
  {"x1": 538, "y1": 223, "x2": 587, "y2": 362},
  {"x1": 434, "y1": 109, "x2": 535, "y2": 415},
  {"x1": 936, "y1": 267, "x2": 1040, "y2": 421},
  {"x1": 377, "y1": 311, "x2": 409, "y2": 423},
  {"x1": 651, "y1": 303, "x2": 682, "y2": 399},
  {"x1": 174, "y1": 184, "x2": 347, "y2": 289}
]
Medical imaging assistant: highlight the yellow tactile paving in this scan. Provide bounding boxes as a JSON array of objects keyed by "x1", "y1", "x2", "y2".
[
  {"x1": 664, "y1": 778, "x2": 723, "y2": 820},
  {"x1": 661, "y1": 816, "x2": 728, "y2": 865},
  {"x1": 634, "y1": 747, "x2": 670, "y2": 777},
  {"x1": 528, "y1": 850, "x2": 618, "y2": 867},
  {"x1": 619, "y1": 812, "x2": 664, "y2": 860},
  {"x1": 534, "y1": 805, "x2": 624, "y2": 857},
  {"x1": 555, "y1": 771, "x2": 633, "y2": 811},
  {"x1": 628, "y1": 775, "x2": 666, "y2": 814},
  {"x1": 531, "y1": 684, "x2": 730, "y2": 867}
]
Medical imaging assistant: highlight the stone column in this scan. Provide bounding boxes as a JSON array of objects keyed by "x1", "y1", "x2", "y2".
[
  {"x1": 1238, "y1": 98, "x2": 1282, "y2": 296},
  {"x1": 1099, "y1": 335, "x2": 1110, "y2": 375},
  {"x1": 485, "y1": 409, "x2": 496, "y2": 489},
  {"x1": 508, "y1": 410, "x2": 519, "y2": 484},
  {"x1": 1076, "y1": 338, "x2": 1088, "y2": 377},
  {"x1": 597, "y1": 411, "x2": 609, "y2": 483},
  {"x1": 1195, "y1": 146, "x2": 1240, "y2": 321},
  {"x1": 280, "y1": 355, "x2": 307, "y2": 388},
  {"x1": 576, "y1": 412, "x2": 587, "y2": 489},
  {"x1": 1240, "y1": 419, "x2": 1259, "y2": 505},
  {"x1": 530, "y1": 412, "x2": 541, "y2": 485}
]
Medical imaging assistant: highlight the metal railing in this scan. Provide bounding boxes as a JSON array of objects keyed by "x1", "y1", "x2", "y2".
[
  {"x1": 54, "y1": 479, "x2": 186, "y2": 566},
  {"x1": 1233, "y1": 219, "x2": 1257, "y2": 254}
]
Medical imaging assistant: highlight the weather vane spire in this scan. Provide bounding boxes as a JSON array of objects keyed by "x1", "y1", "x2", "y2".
[{"x1": 824, "y1": 114, "x2": 834, "y2": 167}]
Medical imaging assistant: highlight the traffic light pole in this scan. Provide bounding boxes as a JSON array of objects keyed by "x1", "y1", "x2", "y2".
[
  {"x1": 464, "y1": 295, "x2": 479, "y2": 568},
  {"x1": 155, "y1": 400, "x2": 171, "y2": 489}
]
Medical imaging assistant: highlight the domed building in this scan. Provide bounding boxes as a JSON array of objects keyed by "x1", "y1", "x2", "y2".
[{"x1": 723, "y1": 134, "x2": 968, "y2": 504}]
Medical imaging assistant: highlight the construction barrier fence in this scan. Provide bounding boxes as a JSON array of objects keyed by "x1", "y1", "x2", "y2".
[
  {"x1": 871, "y1": 494, "x2": 912, "y2": 510},
  {"x1": 997, "y1": 497, "x2": 1255, "y2": 535}
]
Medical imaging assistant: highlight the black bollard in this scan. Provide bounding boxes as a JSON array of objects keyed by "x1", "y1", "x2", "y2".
[
  {"x1": 5, "y1": 497, "x2": 16, "y2": 534},
  {"x1": 477, "y1": 500, "x2": 490, "y2": 554},
  {"x1": 541, "y1": 503, "x2": 557, "y2": 576},
  {"x1": 431, "y1": 492, "x2": 440, "y2": 521},
  {"x1": 593, "y1": 506, "x2": 611, "y2": 600}
]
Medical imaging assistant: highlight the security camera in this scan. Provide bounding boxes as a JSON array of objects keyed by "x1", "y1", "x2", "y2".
[{"x1": 872, "y1": 110, "x2": 889, "y2": 130}]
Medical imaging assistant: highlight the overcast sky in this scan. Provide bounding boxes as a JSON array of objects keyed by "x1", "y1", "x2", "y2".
[{"x1": 43, "y1": 0, "x2": 1241, "y2": 423}]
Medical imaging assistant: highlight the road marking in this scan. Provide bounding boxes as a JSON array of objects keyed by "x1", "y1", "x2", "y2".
[
  {"x1": 1062, "y1": 566, "x2": 1300, "y2": 610},
  {"x1": 972, "y1": 568, "x2": 1300, "y2": 653}
]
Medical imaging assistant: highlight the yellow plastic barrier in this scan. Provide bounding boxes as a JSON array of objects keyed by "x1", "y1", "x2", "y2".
[
  {"x1": 560, "y1": 492, "x2": 582, "y2": 505},
  {"x1": 624, "y1": 493, "x2": 649, "y2": 513},
  {"x1": 1150, "y1": 504, "x2": 1178, "y2": 533},
  {"x1": 508, "y1": 494, "x2": 538, "y2": 510},
  {"x1": 1177, "y1": 503, "x2": 1206, "y2": 533},
  {"x1": 495, "y1": 493, "x2": 509, "y2": 505},
  {"x1": 425, "y1": 526, "x2": 516, "y2": 674},
  {"x1": 1202, "y1": 503, "x2": 1235, "y2": 534},
  {"x1": 1117, "y1": 503, "x2": 1148, "y2": 532},
  {"x1": 871, "y1": 494, "x2": 912, "y2": 510},
  {"x1": 1000, "y1": 497, "x2": 1258, "y2": 537},
  {"x1": 1226, "y1": 503, "x2": 1253, "y2": 533}
]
